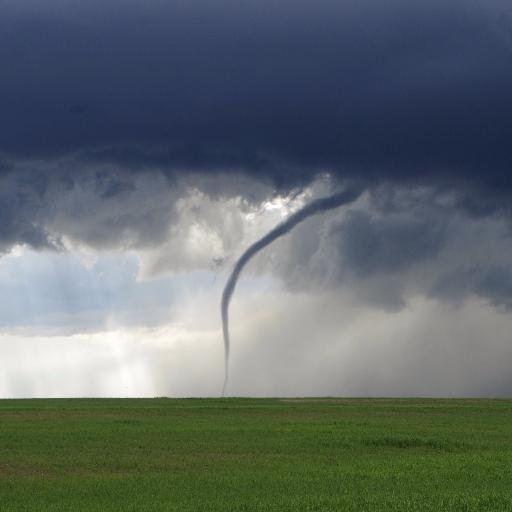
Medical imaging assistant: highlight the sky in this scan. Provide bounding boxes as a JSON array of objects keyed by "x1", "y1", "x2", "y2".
[{"x1": 1, "y1": 0, "x2": 512, "y2": 397}]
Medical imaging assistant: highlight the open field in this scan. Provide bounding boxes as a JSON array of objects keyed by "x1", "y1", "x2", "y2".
[{"x1": 1, "y1": 398, "x2": 512, "y2": 511}]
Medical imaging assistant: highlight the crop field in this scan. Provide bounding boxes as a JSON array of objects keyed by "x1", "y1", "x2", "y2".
[{"x1": 1, "y1": 398, "x2": 511, "y2": 511}]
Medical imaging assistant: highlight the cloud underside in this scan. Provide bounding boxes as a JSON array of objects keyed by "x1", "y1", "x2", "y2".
[
  {"x1": 2, "y1": 174, "x2": 512, "y2": 324},
  {"x1": 1, "y1": 1, "x2": 512, "y2": 253},
  {"x1": 2, "y1": 0, "x2": 512, "y2": 247}
]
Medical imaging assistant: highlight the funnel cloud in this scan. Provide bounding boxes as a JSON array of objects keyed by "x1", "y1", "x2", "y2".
[{"x1": 221, "y1": 187, "x2": 362, "y2": 395}]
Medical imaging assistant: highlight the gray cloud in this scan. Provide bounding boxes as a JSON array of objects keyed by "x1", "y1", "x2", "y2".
[
  {"x1": 332, "y1": 210, "x2": 446, "y2": 277},
  {"x1": 253, "y1": 186, "x2": 512, "y2": 312},
  {"x1": 2, "y1": 0, "x2": 512, "y2": 398},
  {"x1": 0, "y1": 172, "x2": 57, "y2": 253},
  {"x1": 1, "y1": 0, "x2": 512, "y2": 261},
  {"x1": 0, "y1": 157, "x2": 280, "y2": 257},
  {"x1": 0, "y1": 0, "x2": 512, "y2": 192},
  {"x1": 3, "y1": 164, "x2": 512, "y2": 318},
  {"x1": 431, "y1": 265, "x2": 512, "y2": 310}
]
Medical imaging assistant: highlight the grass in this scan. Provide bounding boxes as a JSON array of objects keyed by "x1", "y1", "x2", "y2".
[{"x1": 1, "y1": 398, "x2": 512, "y2": 511}]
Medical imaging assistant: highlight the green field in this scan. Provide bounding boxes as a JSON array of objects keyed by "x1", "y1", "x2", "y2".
[{"x1": 1, "y1": 398, "x2": 512, "y2": 511}]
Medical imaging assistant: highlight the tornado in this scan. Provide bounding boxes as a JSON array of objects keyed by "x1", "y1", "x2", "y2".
[{"x1": 221, "y1": 186, "x2": 362, "y2": 395}]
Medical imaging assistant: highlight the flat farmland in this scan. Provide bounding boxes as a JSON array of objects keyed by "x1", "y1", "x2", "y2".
[{"x1": 1, "y1": 398, "x2": 511, "y2": 511}]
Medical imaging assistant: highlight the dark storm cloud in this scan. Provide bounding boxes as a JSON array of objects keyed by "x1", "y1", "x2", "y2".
[
  {"x1": 264, "y1": 186, "x2": 512, "y2": 311},
  {"x1": 0, "y1": 162, "x2": 169, "y2": 253},
  {"x1": 270, "y1": 191, "x2": 449, "y2": 281},
  {"x1": 2, "y1": 0, "x2": 512, "y2": 315},
  {"x1": 0, "y1": 171, "x2": 56, "y2": 252},
  {"x1": 431, "y1": 265, "x2": 512, "y2": 310},
  {"x1": 333, "y1": 210, "x2": 446, "y2": 277},
  {"x1": 1, "y1": 0, "x2": 512, "y2": 189}
]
